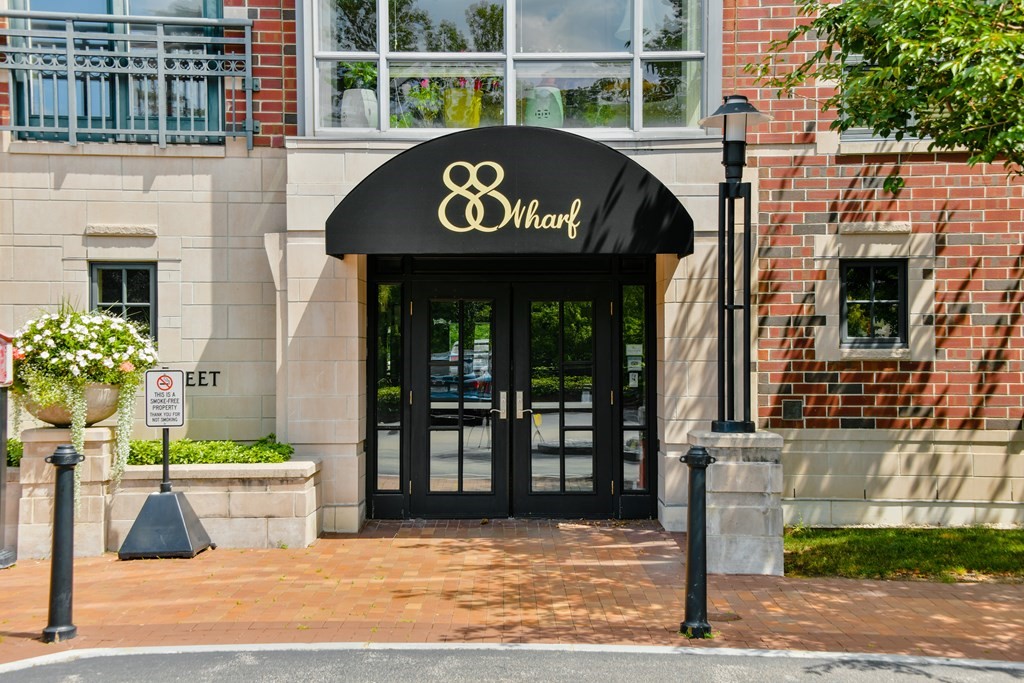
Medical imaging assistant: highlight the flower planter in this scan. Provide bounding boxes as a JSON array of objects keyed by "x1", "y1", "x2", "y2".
[
  {"x1": 22, "y1": 383, "x2": 120, "y2": 426},
  {"x1": 338, "y1": 88, "x2": 378, "y2": 128}
]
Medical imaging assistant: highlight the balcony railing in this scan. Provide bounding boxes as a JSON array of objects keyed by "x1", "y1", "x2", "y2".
[{"x1": 0, "y1": 10, "x2": 256, "y2": 149}]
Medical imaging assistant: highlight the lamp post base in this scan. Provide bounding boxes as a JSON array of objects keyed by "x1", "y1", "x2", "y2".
[
  {"x1": 712, "y1": 420, "x2": 755, "y2": 433},
  {"x1": 680, "y1": 619, "x2": 712, "y2": 639}
]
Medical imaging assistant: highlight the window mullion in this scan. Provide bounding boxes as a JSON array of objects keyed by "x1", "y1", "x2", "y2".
[
  {"x1": 378, "y1": 0, "x2": 389, "y2": 131},
  {"x1": 505, "y1": 0, "x2": 516, "y2": 125},
  {"x1": 631, "y1": 0, "x2": 641, "y2": 132}
]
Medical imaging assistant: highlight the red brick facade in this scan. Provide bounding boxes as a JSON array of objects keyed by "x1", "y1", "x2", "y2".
[
  {"x1": 225, "y1": 0, "x2": 299, "y2": 147},
  {"x1": 729, "y1": 0, "x2": 1024, "y2": 432}
]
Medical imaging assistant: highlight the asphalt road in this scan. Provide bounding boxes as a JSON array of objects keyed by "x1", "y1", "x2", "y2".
[{"x1": 2, "y1": 644, "x2": 1022, "y2": 683}]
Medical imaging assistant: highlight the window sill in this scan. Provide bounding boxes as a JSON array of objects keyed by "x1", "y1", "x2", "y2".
[
  {"x1": 816, "y1": 130, "x2": 940, "y2": 157},
  {"x1": 5, "y1": 138, "x2": 227, "y2": 159},
  {"x1": 290, "y1": 130, "x2": 720, "y2": 152},
  {"x1": 837, "y1": 346, "x2": 910, "y2": 361}
]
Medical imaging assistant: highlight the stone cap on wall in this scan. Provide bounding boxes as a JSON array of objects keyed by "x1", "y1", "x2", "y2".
[
  {"x1": 688, "y1": 430, "x2": 783, "y2": 463},
  {"x1": 120, "y1": 462, "x2": 320, "y2": 480}
]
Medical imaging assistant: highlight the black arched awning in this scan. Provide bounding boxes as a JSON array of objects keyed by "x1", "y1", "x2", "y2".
[{"x1": 325, "y1": 126, "x2": 693, "y2": 257}]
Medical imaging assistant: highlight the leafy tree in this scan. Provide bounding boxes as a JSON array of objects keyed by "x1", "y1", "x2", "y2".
[{"x1": 751, "y1": 0, "x2": 1024, "y2": 192}]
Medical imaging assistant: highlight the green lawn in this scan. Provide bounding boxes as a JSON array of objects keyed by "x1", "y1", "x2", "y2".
[{"x1": 784, "y1": 526, "x2": 1024, "y2": 582}]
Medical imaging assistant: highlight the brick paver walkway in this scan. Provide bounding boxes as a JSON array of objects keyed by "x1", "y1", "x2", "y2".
[{"x1": 1, "y1": 520, "x2": 1022, "y2": 665}]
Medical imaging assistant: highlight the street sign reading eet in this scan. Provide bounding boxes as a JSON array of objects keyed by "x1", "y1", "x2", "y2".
[{"x1": 145, "y1": 369, "x2": 185, "y2": 427}]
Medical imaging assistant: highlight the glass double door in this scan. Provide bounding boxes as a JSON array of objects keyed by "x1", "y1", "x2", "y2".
[{"x1": 410, "y1": 282, "x2": 613, "y2": 518}]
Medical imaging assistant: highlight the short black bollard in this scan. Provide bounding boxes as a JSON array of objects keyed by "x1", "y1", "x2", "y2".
[
  {"x1": 680, "y1": 444, "x2": 716, "y2": 638},
  {"x1": 42, "y1": 444, "x2": 84, "y2": 643}
]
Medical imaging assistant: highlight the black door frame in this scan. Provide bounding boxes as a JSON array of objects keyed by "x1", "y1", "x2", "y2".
[
  {"x1": 367, "y1": 255, "x2": 658, "y2": 520},
  {"x1": 409, "y1": 281, "x2": 511, "y2": 518},
  {"x1": 511, "y1": 282, "x2": 615, "y2": 517}
]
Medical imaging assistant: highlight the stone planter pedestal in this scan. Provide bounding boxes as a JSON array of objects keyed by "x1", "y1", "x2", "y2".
[
  {"x1": 17, "y1": 427, "x2": 113, "y2": 558},
  {"x1": 688, "y1": 430, "x2": 784, "y2": 576}
]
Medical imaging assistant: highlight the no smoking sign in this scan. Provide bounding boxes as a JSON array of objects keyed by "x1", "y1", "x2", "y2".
[{"x1": 145, "y1": 369, "x2": 185, "y2": 427}]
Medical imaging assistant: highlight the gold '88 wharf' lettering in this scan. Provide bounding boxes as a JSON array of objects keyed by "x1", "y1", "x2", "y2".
[{"x1": 438, "y1": 161, "x2": 582, "y2": 240}]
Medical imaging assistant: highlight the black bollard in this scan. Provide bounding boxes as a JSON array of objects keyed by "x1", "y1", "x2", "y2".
[
  {"x1": 680, "y1": 444, "x2": 715, "y2": 638},
  {"x1": 42, "y1": 444, "x2": 84, "y2": 643}
]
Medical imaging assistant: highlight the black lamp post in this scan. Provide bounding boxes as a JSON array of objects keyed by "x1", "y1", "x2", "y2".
[
  {"x1": 678, "y1": 95, "x2": 771, "y2": 639},
  {"x1": 699, "y1": 94, "x2": 772, "y2": 434}
]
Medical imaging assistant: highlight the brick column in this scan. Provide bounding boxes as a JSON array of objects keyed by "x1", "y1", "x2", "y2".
[
  {"x1": 688, "y1": 430, "x2": 784, "y2": 575},
  {"x1": 17, "y1": 427, "x2": 113, "y2": 558}
]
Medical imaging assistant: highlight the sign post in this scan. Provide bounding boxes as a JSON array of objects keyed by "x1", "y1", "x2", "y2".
[
  {"x1": 118, "y1": 369, "x2": 213, "y2": 560},
  {"x1": 145, "y1": 369, "x2": 185, "y2": 493},
  {"x1": 0, "y1": 331, "x2": 15, "y2": 568}
]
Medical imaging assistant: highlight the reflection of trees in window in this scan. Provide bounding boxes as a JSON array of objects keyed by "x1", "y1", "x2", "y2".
[
  {"x1": 427, "y1": 21, "x2": 469, "y2": 52},
  {"x1": 621, "y1": 285, "x2": 645, "y2": 412},
  {"x1": 643, "y1": 62, "x2": 681, "y2": 102},
  {"x1": 643, "y1": 0, "x2": 688, "y2": 52},
  {"x1": 467, "y1": 1, "x2": 503, "y2": 52},
  {"x1": 530, "y1": 300, "x2": 594, "y2": 399},
  {"x1": 327, "y1": 0, "x2": 378, "y2": 52},
  {"x1": 390, "y1": 0, "x2": 433, "y2": 51},
  {"x1": 555, "y1": 77, "x2": 629, "y2": 127},
  {"x1": 392, "y1": 0, "x2": 504, "y2": 52},
  {"x1": 841, "y1": 261, "x2": 905, "y2": 344}
]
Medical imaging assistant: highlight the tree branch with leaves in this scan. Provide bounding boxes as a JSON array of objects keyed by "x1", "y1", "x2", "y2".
[{"x1": 750, "y1": 0, "x2": 1024, "y2": 192}]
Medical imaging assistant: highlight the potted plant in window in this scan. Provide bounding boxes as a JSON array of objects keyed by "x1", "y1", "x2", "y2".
[
  {"x1": 404, "y1": 77, "x2": 444, "y2": 125},
  {"x1": 9, "y1": 303, "x2": 158, "y2": 484},
  {"x1": 443, "y1": 76, "x2": 483, "y2": 128},
  {"x1": 338, "y1": 61, "x2": 379, "y2": 127}
]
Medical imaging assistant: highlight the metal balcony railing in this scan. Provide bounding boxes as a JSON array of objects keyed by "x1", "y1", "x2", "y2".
[{"x1": 0, "y1": 10, "x2": 256, "y2": 148}]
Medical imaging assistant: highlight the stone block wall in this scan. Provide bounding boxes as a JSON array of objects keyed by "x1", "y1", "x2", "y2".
[
  {"x1": 13, "y1": 427, "x2": 321, "y2": 558},
  {"x1": 108, "y1": 462, "x2": 321, "y2": 551},
  {"x1": 690, "y1": 430, "x2": 784, "y2": 576},
  {"x1": 3, "y1": 467, "x2": 17, "y2": 550}
]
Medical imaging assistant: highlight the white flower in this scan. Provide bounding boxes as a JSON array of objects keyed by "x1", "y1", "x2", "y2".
[
  {"x1": 70, "y1": 366, "x2": 80, "y2": 376},
  {"x1": 46, "y1": 339, "x2": 55, "y2": 347},
  {"x1": 40, "y1": 350, "x2": 49, "y2": 359},
  {"x1": 103, "y1": 358, "x2": 114, "y2": 368}
]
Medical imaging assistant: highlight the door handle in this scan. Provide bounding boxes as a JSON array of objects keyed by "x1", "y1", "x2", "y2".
[
  {"x1": 489, "y1": 390, "x2": 507, "y2": 420},
  {"x1": 516, "y1": 390, "x2": 533, "y2": 420}
]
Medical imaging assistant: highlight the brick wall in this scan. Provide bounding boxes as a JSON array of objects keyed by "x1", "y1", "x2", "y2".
[
  {"x1": 727, "y1": 0, "x2": 1024, "y2": 432},
  {"x1": 226, "y1": 0, "x2": 299, "y2": 147}
]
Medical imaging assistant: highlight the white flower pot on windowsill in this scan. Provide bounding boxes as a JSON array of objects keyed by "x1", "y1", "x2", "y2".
[{"x1": 339, "y1": 89, "x2": 379, "y2": 128}]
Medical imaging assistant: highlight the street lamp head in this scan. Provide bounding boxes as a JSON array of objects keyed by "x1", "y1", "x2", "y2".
[
  {"x1": 700, "y1": 95, "x2": 772, "y2": 184},
  {"x1": 699, "y1": 94, "x2": 772, "y2": 144}
]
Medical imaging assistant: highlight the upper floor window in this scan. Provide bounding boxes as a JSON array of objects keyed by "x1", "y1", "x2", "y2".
[
  {"x1": 840, "y1": 259, "x2": 907, "y2": 347},
  {"x1": 314, "y1": 0, "x2": 710, "y2": 135},
  {"x1": 90, "y1": 263, "x2": 158, "y2": 337}
]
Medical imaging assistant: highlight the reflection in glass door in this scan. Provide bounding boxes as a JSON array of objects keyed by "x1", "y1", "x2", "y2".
[
  {"x1": 410, "y1": 284, "x2": 509, "y2": 518},
  {"x1": 427, "y1": 299, "x2": 494, "y2": 493},
  {"x1": 513, "y1": 285, "x2": 613, "y2": 516}
]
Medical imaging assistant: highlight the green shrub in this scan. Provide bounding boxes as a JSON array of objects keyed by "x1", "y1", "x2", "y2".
[
  {"x1": 128, "y1": 433, "x2": 293, "y2": 466},
  {"x1": 6, "y1": 438, "x2": 22, "y2": 467}
]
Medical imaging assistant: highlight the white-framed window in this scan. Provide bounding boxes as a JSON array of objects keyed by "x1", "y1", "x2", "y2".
[
  {"x1": 812, "y1": 225, "x2": 934, "y2": 363},
  {"x1": 307, "y1": 0, "x2": 718, "y2": 137}
]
